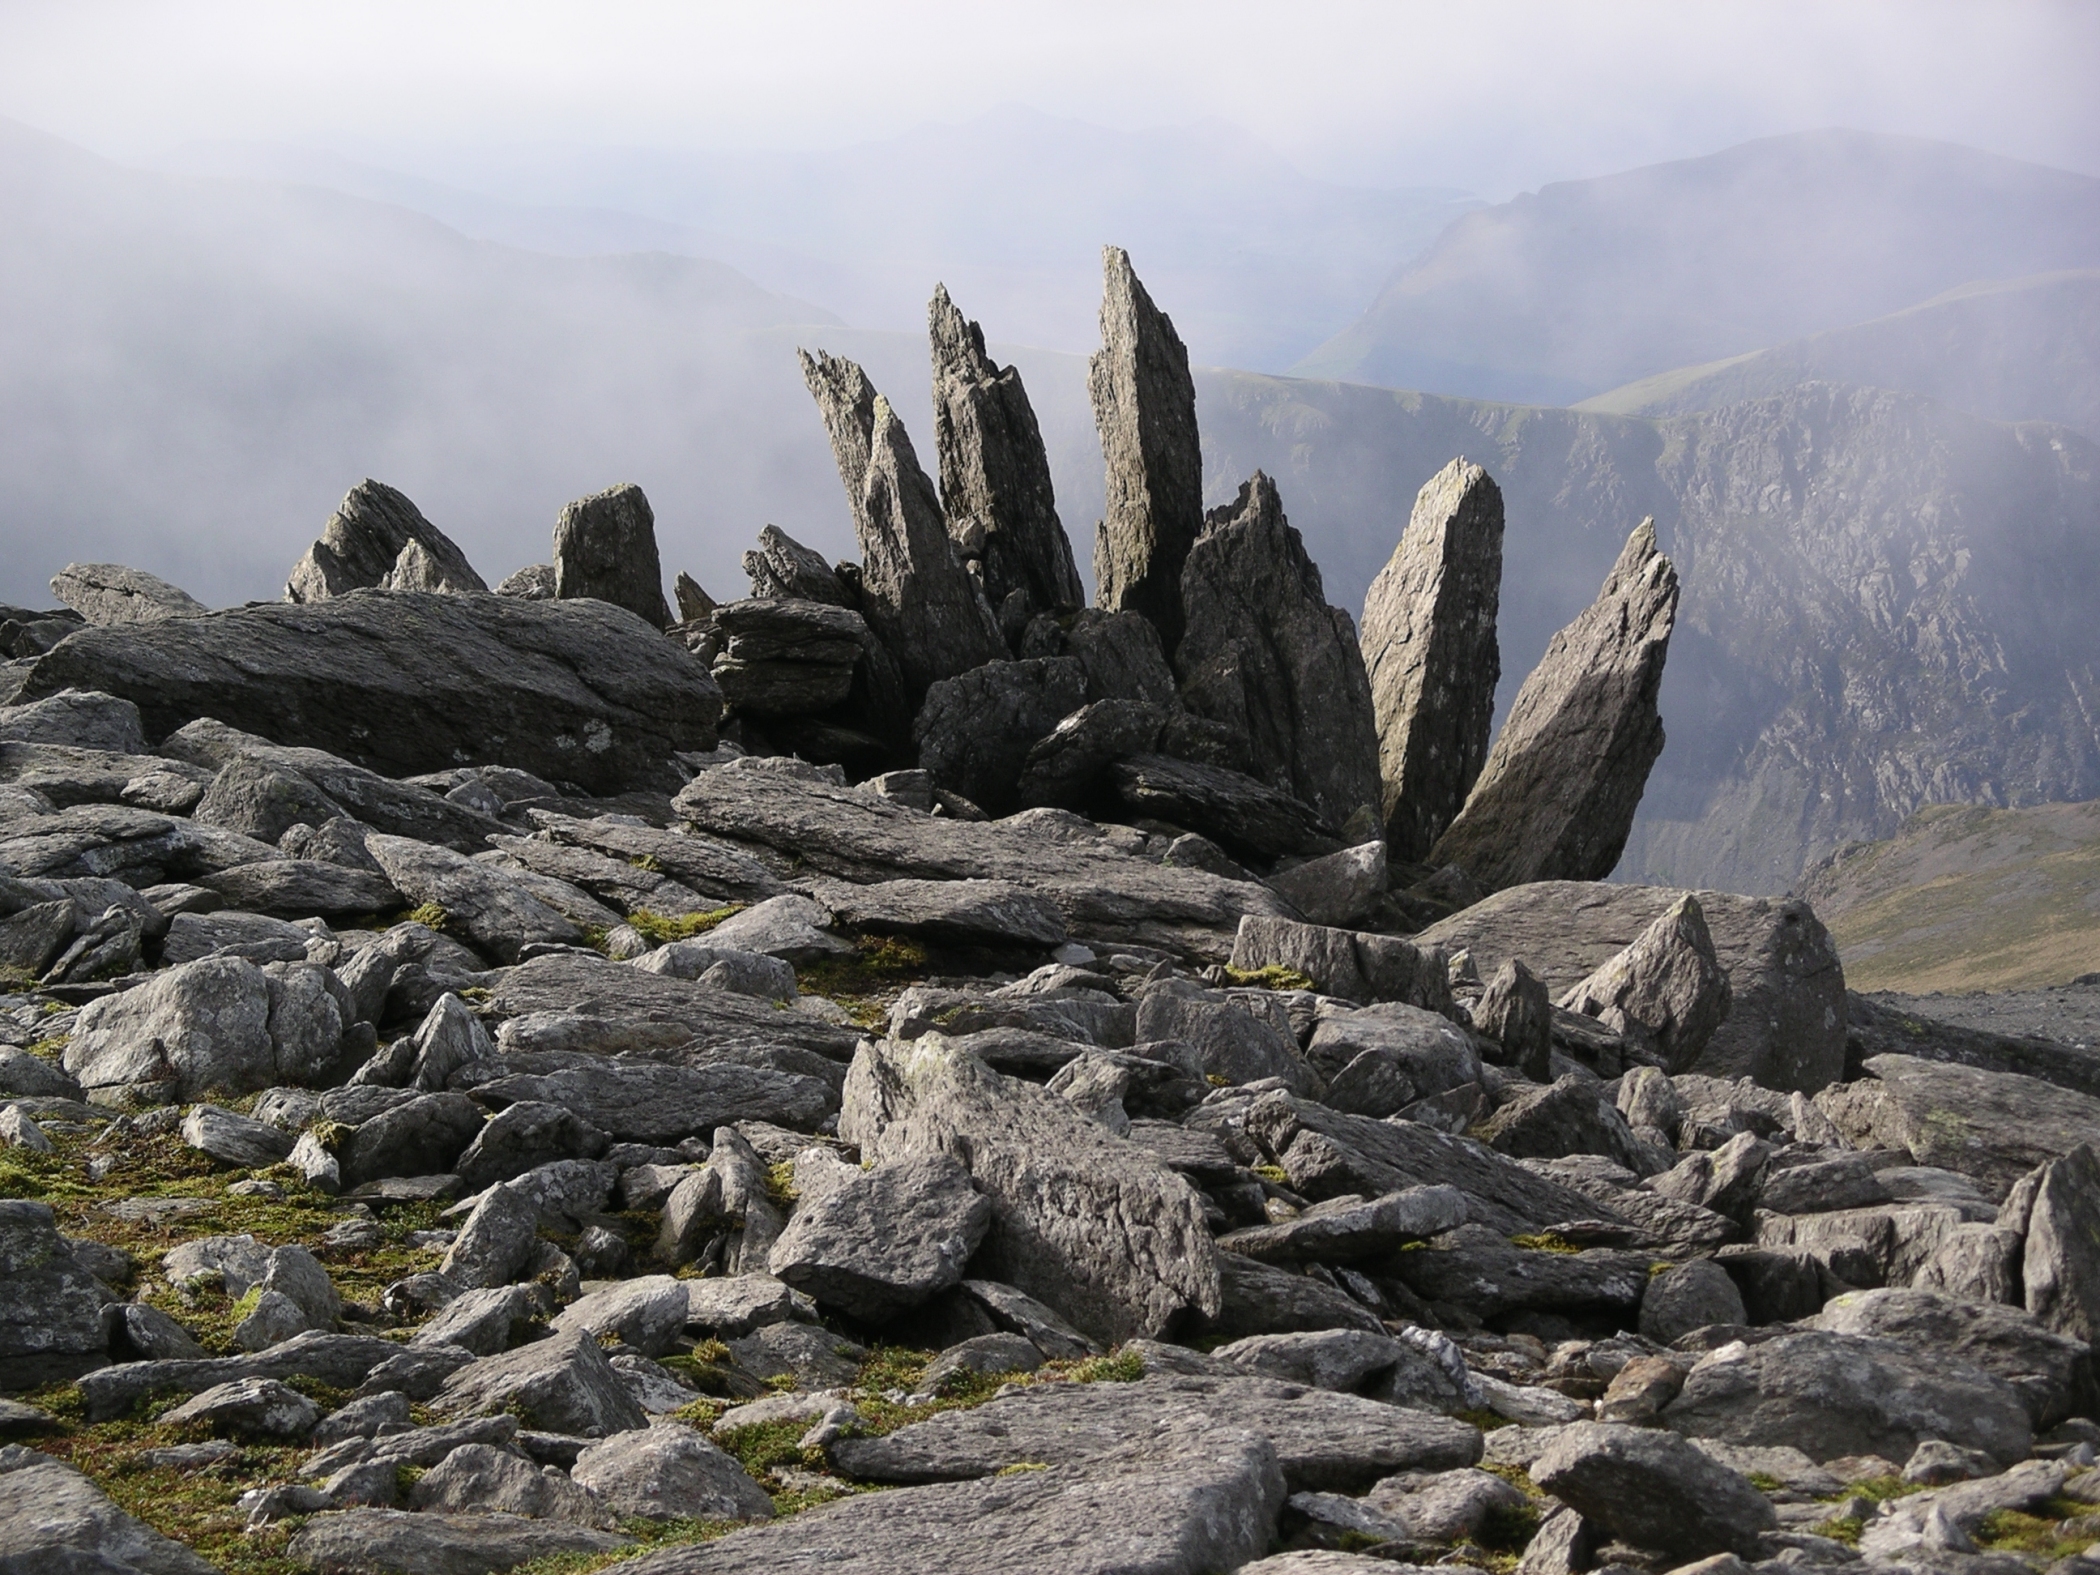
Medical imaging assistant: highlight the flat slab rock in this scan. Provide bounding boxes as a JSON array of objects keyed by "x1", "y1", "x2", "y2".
[
  {"x1": 1846, "y1": 1053, "x2": 2100, "y2": 1197},
  {"x1": 17, "y1": 589, "x2": 721, "y2": 795},
  {"x1": 0, "y1": 1442, "x2": 219, "y2": 1575},
  {"x1": 286, "y1": 1507, "x2": 630, "y2": 1574},
  {"x1": 626, "y1": 1417, "x2": 1283, "y2": 1575},
  {"x1": 828, "y1": 1372, "x2": 1481, "y2": 1492}
]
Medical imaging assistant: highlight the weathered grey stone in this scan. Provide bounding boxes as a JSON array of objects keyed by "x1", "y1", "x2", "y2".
[
  {"x1": 162, "y1": 1376, "x2": 318, "y2": 1438},
  {"x1": 364, "y1": 834, "x2": 576, "y2": 964},
  {"x1": 78, "y1": 1329, "x2": 400, "y2": 1421},
  {"x1": 1110, "y1": 754, "x2": 1340, "y2": 862},
  {"x1": 496, "y1": 563, "x2": 557, "y2": 599},
  {"x1": 1199, "y1": 1252, "x2": 1386, "y2": 1340},
  {"x1": 1175, "y1": 470, "x2": 1382, "y2": 835},
  {"x1": 1088, "y1": 247, "x2": 1204, "y2": 653},
  {"x1": 1219, "y1": 1187, "x2": 1468, "y2": 1267},
  {"x1": 921, "y1": 1331, "x2": 1044, "y2": 1390},
  {"x1": 475, "y1": 1061, "x2": 835, "y2": 1148},
  {"x1": 742, "y1": 524, "x2": 850, "y2": 605},
  {"x1": 1811, "y1": 1286, "x2": 2093, "y2": 1429},
  {"x1": 284, "y1": 480, "x2": 487, "y2": 603},
  {"x1": 1308, "y1": 1002, "x2": 1479, "y2": 1117},
  {"x1": 1417, "y1": 882, "x2": 1846, "y2": 1094},
  {"x1": 1019, "y1": 607, "x2": 1184, "y2": 711},
  {"x1": 800, "y1": 351, "x2": 1005, "y2": 699},
  {"x1": 64, "y1": 954, "x2": 343, "y2": 1102},
  {"x1": 407, "y1": 1439, "x2": 613, "y2": 1526},
  {"x1": 710, "y1": 597, "x2": 864, "y2": 717},
  {"x1": 0, "y1": 1444, "x2": 218, "y2": 1574},
  {"x1": 117, "y1": 1303, "x2": 207, "y2": 1362},
  {"x1": 434, "y1": 1330, "x2": 650, "y2": 1438},
  {"x1": 2021, "y1": 1143, "x2": 2100, "y2": 1343},
  {"x1": 50, "y1": 563, "x2": 209, "y2": 626},
  {"x1": 0, "y1": 897, "x2": 75, "y2": 979},
  {"x1": 1835, "y1": 1055, "x2": 2100, "y2": 1197},
  {"x1": 673, "y1": 763, "x2": 1289, "y2": 961},
  {"x1": 413, "y1": 1286, "x2": 533, "y2": 1358},
  {"x1": 658, "y1": 1126, "x2": 787, "y2": 1273},
  {"x1": 1387, "y1": 1224, "x2": 1652, "y2": 1322},
  {"x1": 551, "y1": 1275, "x2": 692, "y2": 1358},
  {"x1": 198, "y1": 857, "x2": 400, "y2": 919},
  {"x1": 0, "y1": 688, "x2": 148, "y2": 753},
  {"x1": 342, "y1": 1092, "x2": 485, "y2": 1188},
  {"x1": 840, "y1": 1033, "x2": 1219, "y2": 1345},
  {"x1": 767, "y1": 1153, "x2": 991, "y2": 1321},
  {"x1": 683, "y1": 1274, "x2": 810, "y2": 1339},
  {"x1": 1230, "y1": 915, "x2": 1451, "y2": 1012},
  {"x1": 957, "y1": 1278, "x2": 1099, "y2": 1359},
  {"x1": 439, "y1": 1181, "x2": 542, "y2": 1290},
  {"x1": 1362, "y1": 459, "x2": 1505, "y2": 861},
  {"x1": 1531, "y1": 1422, "x2": 1775, "y2": 1560},
  {"x1": 1207, "y1": 1329, "x2": 1409, "y2": 1394},
  {"x1": 21, "y1": 592, "x2": 719, "y2": 796},
  {"x1": 1559, "y1": 895, "x2": 1731, "y2": 1074},
  {"x1": 286, "y1": 1506, "x2": 628, "y2": 1575},
  {"x1": 573, "y1": 1422, "x2": 774, "y2": 1523},
  {"x1": 378, "y1": 534, "x2": 478, "y2": 595},
  {"x1": 1431, "y1": 521, "x2": 1678, "y2": 892},
  {"x1": 1267, "y1": 842, "x2": 1387, "y2": 930},
  {"x1": 181, "y1": 1102, "x2": 294, "y2": 1168},
  {"x1": 1478, "y1": 1076, "x2": 1647, "y2": 1170},
  {"x1": 1134, "y1": 979, "x2": 1310, "y2": 1092},
  {"x1": 806, "y1": 875, "x2": 1066, "y2": 951},
  {"x1": 1640, "y1": 1259, "x2": 1748, "y2": 1344},
  {"x1": 0, "y1": 1200, "x2": 114, "y2": 1388},
  {"x1": 914, "y1": 657, "x2": 1088, "y2": 814},
  {"x1": 831, "y1": 1372, "x2": 1479, "y2": 1493},
  {"x1": 725, "y1": 1320, "x2": 866, "y2": 1390},
  {"x1": 1661, "y1": 1329, "x2": 2032, "y2": 1464},
  {"x1": 930, "y1": 284, "x2": 1083, "y2": 626},
  {"x1": 520, "y1": 811, "x2": 784, "y2": 907},
  {"x1": 455, "y1": 1101, "x2": 609, "y2": 1192},
  {"x1": 1476, "y1": 958, "x2": 1553, "y2": 1079},
  {"x1": 553, "y1": 482, "x2": 670, "y2": 629}
]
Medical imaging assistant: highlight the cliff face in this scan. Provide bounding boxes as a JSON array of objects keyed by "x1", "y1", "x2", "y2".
[{"x1": 1195, "y1": 374, "x2": 2100, "y2": 894}]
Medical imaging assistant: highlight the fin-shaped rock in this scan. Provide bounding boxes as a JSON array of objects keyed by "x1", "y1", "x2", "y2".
[
  {"x1": 1557, "y1": 893, "x2": 1732, "y2": 1073},
  {"x1": 799, "y1": 350, "x2": 1004, "y2": 699},
  {"x1": 1176, "y1": 472, "x2": 1382, "y2": 835},
  {"x1": 1088, "y1": 246, "x2": 1203, "y2": 652},
  {"x1": 1430, "y1": 520, "x2": 1677, "y2": 891},
  {"x1": 379, "y1": 537, "x2": 477, "y2": 594},
  {"x1": 930, "y1": 285, "x2": 1083, "y2": 628},
  {"x1": 742, "y1": 524, "x2": 849, "y2": 605},
  {"x1": 1362, "y1": 459, "x2": 1504, "y2": 861},
  {"x1": 285, "y1": 479, "x2": 487, "y2": 603},
  {"x1": 553, "y1": 482, "x2": 670, "y2": 630}
]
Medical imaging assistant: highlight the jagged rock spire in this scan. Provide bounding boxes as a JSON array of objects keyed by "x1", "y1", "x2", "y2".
[
  {"x1": 930, "y1": 285, "x2": 1083, "y2": 633},
  {"x1": 1088, "y1": 247, "x2": 1203, "y2": 653},
  {"x1": 799, "y1": 348, "x2": 1004, "y2": 699},
  {"x1": 1430, "y1": 519, "x2": 1679, "y2": 890},
  {"x1": 1176, "y1": 471, "x2": 1383, "y2": 833},
  {"x1": 284, "y1": 479, "x2": 486, "y2": 603},
  {"x1": 1361, "y1": 459, "x2": 1505, "y2": 861}
]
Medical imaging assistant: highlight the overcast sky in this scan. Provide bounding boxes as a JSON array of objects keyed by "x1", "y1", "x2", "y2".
[{"x1": 1, "y1": 0, "x2": 2094, "y2": 198}]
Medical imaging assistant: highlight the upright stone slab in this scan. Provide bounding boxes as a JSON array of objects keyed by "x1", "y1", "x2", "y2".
[
  {"x1": 1176, "y1": 472, "x2": 1382, "y2": 833},
  {"x1": 1558, "y1": 894, "x2": 1732, "y2": 1073},
  {"x1": 1361, "y1": 459, "x2": 1504, "y2": 860},
  {"x1": 1088, "y1": 246, "x2": 1203, "y2": 653},
  {"x1": 1430, "y1": 520, "x2": 1677, "y2": 890},
  {"x1": 930, "y1": 285, "x2": 1084, "y2": 626},
  {"x1": 799, "y1": 350, "x2": 1005, "y2": 699},
  {"x1": 553, "y1": 482, "x2": 671, "y2": 630},
  {"x1": 284, "y1": 479, "x2": 487, "y2": 603}
]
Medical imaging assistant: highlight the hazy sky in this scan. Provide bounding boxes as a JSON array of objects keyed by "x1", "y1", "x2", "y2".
[{"x1": 1, "y1": 0, "x2": 2094, "y2": 197}]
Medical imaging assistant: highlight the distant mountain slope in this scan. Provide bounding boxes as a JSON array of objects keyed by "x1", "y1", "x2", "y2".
[
  {"x1": 1191, "y1": 377, "x2": 2100, "y2": 895},
  {"x1": 1293, "y1": 130, "x2": 2100, "y2": 404},
  {"x1": 1579, "y1": 271, "x2": 2100, "y2": 442},
  {"x1": 1803, "y1": 800, "x2": 2100, "y2": 991}
]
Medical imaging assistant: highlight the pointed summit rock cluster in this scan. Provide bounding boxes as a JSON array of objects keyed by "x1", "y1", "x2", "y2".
[{"x1": 28, "y1": 245, "x2": 2091, "y2": 1575}]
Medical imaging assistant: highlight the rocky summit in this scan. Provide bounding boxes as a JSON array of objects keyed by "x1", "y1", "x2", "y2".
[{"x1": 3, "y1": 251, "x2": 2096, "y2": 1575}]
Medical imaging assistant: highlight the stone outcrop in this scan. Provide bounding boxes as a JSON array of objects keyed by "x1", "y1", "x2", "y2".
[
  {"x1": 1557, "y1": 894, "x2": 1733, "y2": 1073},
  {"x1": 283, "y1": 479, "x2": 486, "y2": 603},
  {"x1": 1361, "y1": 459, "x2": 1504, "y2": 860},
  {"x1": 1176, "y1": 472, "x2": 1384, "y2": 836},
  {"x1": 1431, "y1": 519, "x2": 1677, "y2": 890},
  {"x1": 742, "y1": 524, "x2": 850, "y2": 604},
  {"x1": 799, "y1": 350, "x2": 1005, "y2": 698},
  {"x1": 929, "y1": 285, "x2": 1084, "y2": 628},
  {"x1": 49, "y1": 563, "x2": 209, "y2": 625},
  {"x1": 553, "y1": 482, "x2": 671, "y2": 629},
  {"x1": 1088, "y1": 246, "x2": 1203, "y2": 652},
  {"x1": 16, "y1": 590, "x2": 721, "y2": 795}
]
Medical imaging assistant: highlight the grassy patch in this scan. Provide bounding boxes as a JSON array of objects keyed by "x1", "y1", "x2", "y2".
[
  {"x1": 1251, "y1": 1164, "x2": 1289, "y2": 1186},
  {"x1": 1509, "y1": 1233, "x2": 1583, "y2": 1255},
  {"x1": 1810, "y1": 1516, "x2": 1864, "y2": 1546},
  {"x1": 1747, "y1": 1471, "x2": 1785, "y2": 1492},
  {"x1": 1974, "y1": 1507, "x2": 2094, "y2": 1563},
  {"x1": 402, "y1": 902, "x2": 450, "y2": 932},
  {"x1": 1222, "y1": 965, "x2": 1316, "y2": 992},
  {"x1": 796, "y1": 935, "x2": 936, "y2": 1027},
  {"x1": 626, "y1": 906, "x2": 741, "y2": 945},
  {"x1": 1458, "y1": 1407, "x2": 1516, "y2": 1432},
  {"x1": 1822, "y1": 1475, "x2": 1931, "y2": 1505}
]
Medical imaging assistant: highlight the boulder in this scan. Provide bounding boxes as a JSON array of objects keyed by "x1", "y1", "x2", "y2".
[
  {"x1": 50, "y1": 563, "x2": 209, "y2": 625},
  {"x1": 806, "y1": 876, "x2": 1066, "y2": 949},
  {"x1": 830, "y1": 1372, "x2": 1479, "y2": 1493},
  {"x1": 840, "y1": 1033, "x2": 1220, "y2": 1345},
  {"x1": 439, "y1": 1181, "x2": 543, "y2": 1290},
  {"x1": 913, "y1": 657, "x2": 1088, "y2": 814},
  {"x1": 1266, "y1": 842, "x2": 1387, "y2": 930},
  {"x1": 767, "y1": 1154, "x2": 991, "y2": 1321},
  {"x1": 1088, "y1": 247, "x2": 1205, "y2": 653},
  {"x1": 286, "y1": 1508, "x2": 627, "y2": 1574},
  {"x1": 1306, "y1": 1002, "x2": 1479, "y2": 1117},
  {"x1": 341, "y1": 1092, "x2": 485, "y2": 1187},
  {"x1": 799, "y1": 350, "x2": 1005, "y2": 698},
  {"x1": 408, "y1": 1440, "x2": 613, "y2": 1526},
  {"x1": 454, "y1": 1101, "x2": 610, "y2": 1192},
  {"x1": 77, "y1": 1329, "x2": 399, "y2": 1421},
  {"x1": 573, "y1": 1422, "x2": 775, "y2": 1523},
  {"x1": 181, "y1": 1103, "x2": 295, "y2": 1168},
  {"x1": 1197, "y1": 1252, "x2": 1387, "y2": 1341},
  {"x1": 1840, "y1": 1055, "x2": 2100, "y2": 1196},
  {"x1": 198, "y1": 857, "x2": 400, "y2": 919},
  {"x1": 552, "y1": 481, "x2": 670, "y2": 629},
  {"x1": 20, "y1": 591, "x2": 719, "y2": 795},
  {"x1": 2020, "y1": 1143, "x2": 2100, "y2": 1341},
  {"x1": 364, "y1": 833, "x2": 577, "y2": 963},
  {"x1": 710, "y1": 598, "x2": 864, "y2": 717},
  {"x1": 433, "y1": 1330, "x2": 650, "y2": 1437},
  {"x1": 1475, "y1": 958, "x2": 1553, "y2": 1079},
  {"x1": 1660, "y1": 1329, "x2": 2032, "y2": 1464},
  {"x1": 283, "y1": 479, "x2": 487, "y2": 603},
  {"x1": 929, "y1": 284, "x2": 1084, "y2": 625},
  {"x1": 0, "y1": 688, "x2": 148, "y2": 753},
  {"x1": 1361, "y1": 459, "x2": 1504, "y2": 860},
  {"x1": 742, "y1": 523, "x2": 851, "y2": 604},
  {"x1": 1558, "y1": 895, "x2": 1731, "y2": 1073},
  {"x1": 1230, "y1": 914, "x2": 1451, "y2": 1012},
  {"x1": 160, "y1": 1376, "x2": 317, "y2": 1439},
  {"x1": 1175, "y1": 471, "x2": 1383, "y2": 834},
  {"x1": 473, "y1": 1061, "x2": 835, "y2": 1146},
  {"x1": 1530, "y1": 1421, "x2": 1775, "y2": 1560},
  {"x1": 1811, "y1": 1286, "x2": 2093, "y2": 1429},
  {"x1": 1136, "y1": 980, "x2": 1313, "y2": 1092},
  {"x1": 1217, "y1": 1185, "x2": 1467, "y2": 1264},
  {"x1": 551, "y1": 1276, "x2": 693, "y2": 1359},
  {"x1": 1417, "y1": 882, "x2": 1846, "y2": 1093},
  {"x1": 1639, "y1": 1259, "x2": 1748, "y2": 1344},
  {"x1": 1109, "y1": 754, "x2": 1340, "y2": 862},
  {"x1": 1430, "y1": 520, "x2": 1678, "y2": 892},
  {"x1": 63, "y1": 954, "x2": 343, "y2": 1102},
  {"x1": 0, "y1": 1200, "x2": 115, "y2": 1389},
  {"x1": 0, "y1": 1444, "x2": 218, "y2": 1575},
  {"x1": 1385, "y1": 1224, "x2": 1652, "y2": 1323}
]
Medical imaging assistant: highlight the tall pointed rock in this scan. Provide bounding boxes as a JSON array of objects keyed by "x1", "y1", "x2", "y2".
[
  {"x1": 1176, "y1": 471, "x2": 1383, "y2": 834},
  {"x1": 930, "y1": 285, "x2": 1083, "y2": 631},
  {"x1": 1088, "y1": 247, "x2": 1203, "y2": 653},
  {"x1": 1429, "y1": 520, "x2": 1679, "y2": 891},
  {"x1": 285, "y1": 480, "x2": 486, "y2": 603},
  {"x1": 800, "y1": 348, "x2": 1004, "y2": 700},
  {"x1": 1362, "y1": 459, "x2": 1505, "y2": 861}
]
